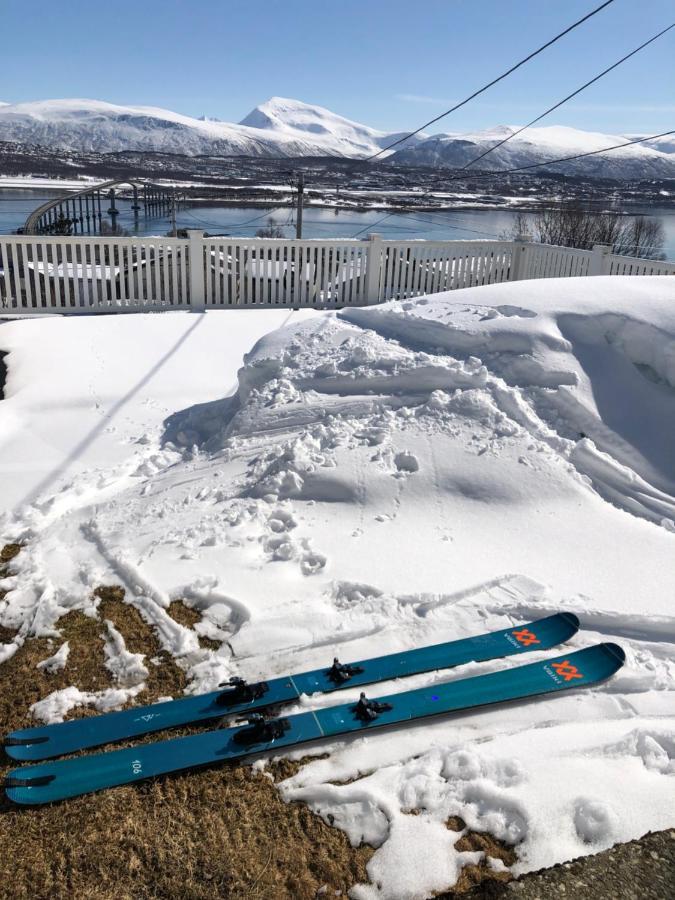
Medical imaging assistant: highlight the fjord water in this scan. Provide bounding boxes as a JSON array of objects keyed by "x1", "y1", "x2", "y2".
[{"x1": 1, "y1": 188, "x2": 674, "y2": 258}]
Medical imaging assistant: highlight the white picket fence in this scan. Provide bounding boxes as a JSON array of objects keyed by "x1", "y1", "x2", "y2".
[{"x1": 1, "y1": 231, "x2": 673, "y2": 315}]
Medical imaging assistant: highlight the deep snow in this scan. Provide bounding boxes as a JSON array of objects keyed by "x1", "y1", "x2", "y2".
[{"x1": 0, "y1": 277, "x2": 674, "y2": 898}]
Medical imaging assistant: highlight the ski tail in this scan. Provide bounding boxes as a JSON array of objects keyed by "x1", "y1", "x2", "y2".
[
  {"x1": 3, "y1": 611, "x2": 579, "y2": 762},
  {"x1": 4, "y1": 642, "x2": 624, "y2": 806}
]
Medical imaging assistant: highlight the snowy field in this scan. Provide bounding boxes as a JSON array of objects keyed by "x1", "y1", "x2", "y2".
[{"x1": 1, "y1": 277, "x2": 674, "y2": 898}]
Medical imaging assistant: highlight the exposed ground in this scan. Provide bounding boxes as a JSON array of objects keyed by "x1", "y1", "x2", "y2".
[{"x1": 458, "y1": 829, "x2": 675, "y2": 900}]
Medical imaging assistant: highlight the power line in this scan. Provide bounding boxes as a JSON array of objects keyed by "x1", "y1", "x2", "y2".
[
  {"x1": 460, "y1": 22, "x2": 675, "y2": 171},
  {"x1": 399, "y1": 211, "x2": 501, "y2": 238},
  {"x1": 179, "y1": 207, "x2": 284, "y2": 230},
  {"x1": 366, "y1": 0, "x2": 617, "y2": 161},
  {"x1": 350, "y1": 212, "x2": 397, "y2": 238}
]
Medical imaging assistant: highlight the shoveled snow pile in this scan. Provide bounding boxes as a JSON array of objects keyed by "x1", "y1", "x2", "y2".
[{"x1": 1, "y1": 276, "x2": 674, "y2": 898}]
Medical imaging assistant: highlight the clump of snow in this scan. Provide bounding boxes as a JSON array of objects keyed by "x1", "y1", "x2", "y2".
[
  {"x1": 1, "y1": 278, "x2": 674, "y2": 896},
  {"x1": 102, "y1": 620, "x2": 149, "y2": 687},
  {"x1": 36, "y1": 641, "x2": 70, "y2": 673},
  {"x1": 30, "y1": 684, "x2": 145, "y2": 724}
]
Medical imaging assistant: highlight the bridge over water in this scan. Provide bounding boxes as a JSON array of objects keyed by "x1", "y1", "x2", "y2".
[{"x1": 23, "y1": 180, "x2": 179, "y2": 236}]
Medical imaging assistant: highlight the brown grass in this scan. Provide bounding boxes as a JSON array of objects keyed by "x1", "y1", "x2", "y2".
[
  {"x1": 0, "y1": 763, "x2": 374, "y2": 900},
  {"x1": 0, "y1": 551, "x2": 374, "y2": 900},
  {"x1": 435, "y1": 818, "x2": 517, "y2": 897},
  {"x1": 0, "y1": 544, "x2": 519, "y2": 899}
]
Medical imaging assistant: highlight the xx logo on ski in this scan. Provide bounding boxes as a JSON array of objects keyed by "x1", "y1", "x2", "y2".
[
  {"x1": 512, "y1": 628, "x2": 540, "y2": 647},
  {"x1": 551, "y1": 660, "x2": 583, "y2": 681}
]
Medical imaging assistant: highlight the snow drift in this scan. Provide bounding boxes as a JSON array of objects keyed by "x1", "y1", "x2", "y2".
[{"x1": 0, "y1": 277, "x2": 674, "y2": 897}]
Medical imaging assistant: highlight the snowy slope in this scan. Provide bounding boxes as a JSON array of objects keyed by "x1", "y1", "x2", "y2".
[
  {"x1": 0, "y1": 96, "x2": 672, "y2": 177},
  {"x1": 389, "y1": 124, "x2": 675, "y2": 178},
  {"x1": 1, "y1": 278, "x2": 674, "y2": 897}
]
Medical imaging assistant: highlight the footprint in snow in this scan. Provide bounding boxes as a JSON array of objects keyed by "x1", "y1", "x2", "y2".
[
  {"x1": 300, "y1": 551, "x2": 327, "y2": 576},
  {"x1": 267, "y1": 509, "x2": 298, "y2": 533},
  {"x1": 573, "y1": 798, "x2": 619, "y2": 845},
  {"x1": 394, "y1": 451, "x2": 419, "y2": 475}
]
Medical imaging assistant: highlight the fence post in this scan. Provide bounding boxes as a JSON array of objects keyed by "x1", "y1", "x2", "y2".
[
  {"x1": 590, "y1": 244, "x2": 611, "y2": 276},
  {"x1": 187, "y1": 230, "x2": 205, "y2": 308},
  {"x1": 509, "y1": 238, "x2": 527, "y2": 281},
  {"x1": 364, "y1": 233, "x2": 382, "y2": 304}
]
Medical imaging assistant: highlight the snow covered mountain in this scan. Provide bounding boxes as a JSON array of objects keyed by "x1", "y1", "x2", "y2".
[
  {"x1": 0, "y1": 97, "x2": 410, "y2": 159},
  {"x1": 388, "y1": 124, "x2": 675, "y2": 179},
  {"x1": 0, "y1": 97, "x2": 672, "y2": 178}
]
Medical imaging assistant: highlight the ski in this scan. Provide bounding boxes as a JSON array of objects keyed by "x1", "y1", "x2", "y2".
[
  {"x1": 3, "y1": 612, "x2": 578, "y2": 762},
  {"x1": 4, "y1": 642, "x2": 624, "y2": 805}
]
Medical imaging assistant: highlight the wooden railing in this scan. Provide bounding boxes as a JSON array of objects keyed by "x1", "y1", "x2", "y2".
[{"x1": 1, "y1": 232, "x2": 673, "y2": 315}]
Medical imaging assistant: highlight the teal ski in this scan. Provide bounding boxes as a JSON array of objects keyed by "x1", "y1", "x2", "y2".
[
  {"x1": 5, "y1": 642, "x2": 624, "y2": 805},
  {"x1": 4, "y1": 612, "x2": 578, "y2": 762}
]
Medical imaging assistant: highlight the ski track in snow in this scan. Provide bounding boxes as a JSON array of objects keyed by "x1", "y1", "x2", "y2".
[{"x1": 1, "y1": 278, "x2": 674, "y2": 898}]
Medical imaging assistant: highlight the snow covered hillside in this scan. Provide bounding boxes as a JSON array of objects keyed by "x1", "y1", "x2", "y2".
[
  {"x1": 0, "y1": 96, "x2": 672, "y2": 177},
  {"x1": 388, "y1": 124, "x2": 675, "y2": 179},
  {"x1": 1, "y1": 278, "x2": 674, "y2": 897}
]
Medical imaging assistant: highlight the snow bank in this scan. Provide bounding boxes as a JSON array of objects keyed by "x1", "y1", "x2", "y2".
[{"x1": 1, "y1": 277, "x2": 674, "y2": 896}]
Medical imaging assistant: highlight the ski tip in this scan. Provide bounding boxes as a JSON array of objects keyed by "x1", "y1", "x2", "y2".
[
  {"x1": 3, "y1": 732, "x2": 51, "y2": 761},
  {"x1": 601, "y1": 642, "x2": 626, "y2": 665},
  {"x1": 560, "y1": 612, "x2": 581, "y2": 631}
]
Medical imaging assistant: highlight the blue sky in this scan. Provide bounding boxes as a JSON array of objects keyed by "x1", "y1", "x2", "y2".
[{"x1": 2, "y1": 0, "x2": 674, "y2": 135}]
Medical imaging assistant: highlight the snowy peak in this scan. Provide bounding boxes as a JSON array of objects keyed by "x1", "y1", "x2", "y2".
[{"x1": 241, "y1": 96, "x2": 383, "y2": 140}]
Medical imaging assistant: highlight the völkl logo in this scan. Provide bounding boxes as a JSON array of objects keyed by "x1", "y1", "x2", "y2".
[
  {"x1": 512, "y1": 628, "x2": 540, "y2": 647},
  {"x1": 551, "y1": 660, "x2": 583, "y2": 681}
]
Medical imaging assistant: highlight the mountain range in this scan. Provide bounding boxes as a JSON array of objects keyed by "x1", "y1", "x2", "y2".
[{"x1": 0, "y1": 97, "x2": 672, "y2": 179}]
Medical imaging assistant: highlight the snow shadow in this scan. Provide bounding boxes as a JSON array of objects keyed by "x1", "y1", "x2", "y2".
[
  {"x1": 162, "y1": 394, "x2": 239, "y2": 451},
  {"x1": 13, "y1": 314, "x2": 206, "y2": 510},
  {"x1": 558, "y1": 314, "x2": 675, "y2": 492},
  {"x1": 0, "y1": 350, "x2": 6, "y2": 400}
]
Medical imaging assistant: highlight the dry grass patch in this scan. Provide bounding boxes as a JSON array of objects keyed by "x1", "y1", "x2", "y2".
[
  {"x1": 434, "y1": 817, "x2": 517, "y2": 896},
  {"x1": 95, "y1": 585, "x2": 190, "y2": 701},
  {"x1": 0, "y1": 760, "x2": 374, "y2": 900},
  {"x1": 0, "y1": 609, "x2": 111, "y2": 733},
  {"x1": 0, "y1": 543, "x2": 22, "y2": 565},
  {"x1": 0, "y1": 573, "x2": 374, "y2": 899}
]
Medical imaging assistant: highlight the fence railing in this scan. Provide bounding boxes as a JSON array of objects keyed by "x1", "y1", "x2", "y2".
[{"x1": 1, "y1": 232, "x2": 673, "y2": 315}]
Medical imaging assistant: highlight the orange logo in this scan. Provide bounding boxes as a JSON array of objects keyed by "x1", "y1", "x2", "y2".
[
  {"x1": 512, "y1": 628, "x2": 540, "y2": 647},
  {"x1": 551, "y1": 660, "x2": 583, "y2": 682}
]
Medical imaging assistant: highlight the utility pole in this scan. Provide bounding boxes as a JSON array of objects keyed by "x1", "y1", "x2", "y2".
[
  {"x1": 170, "y1": 192, "x2": 177, "y2": 237},
  {"x1": 295, "y1": 170, "x2": 304, "y2": 240}
]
